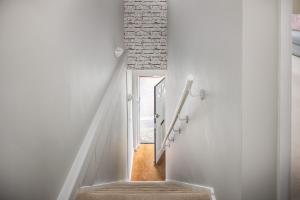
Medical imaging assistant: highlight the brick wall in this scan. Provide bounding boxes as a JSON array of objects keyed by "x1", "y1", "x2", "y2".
[{"x1": 124, "y1": 0, "x2": 167, "y2": 70}]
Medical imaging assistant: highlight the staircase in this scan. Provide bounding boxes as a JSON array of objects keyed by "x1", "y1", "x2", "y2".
[{"x1": 75, "y1": 181, "x2": 212, "y2": 200}]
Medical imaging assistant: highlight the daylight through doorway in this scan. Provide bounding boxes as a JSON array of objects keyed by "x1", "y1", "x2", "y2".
[{"x1": 139, "y1": 77, "x2": 162, "y2": 144}]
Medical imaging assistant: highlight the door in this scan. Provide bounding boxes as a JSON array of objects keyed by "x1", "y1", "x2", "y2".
[{"x1": 154, "y1": 78, "x2": 166, "y2": 163}]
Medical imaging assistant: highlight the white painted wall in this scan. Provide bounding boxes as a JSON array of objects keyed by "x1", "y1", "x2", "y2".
[
  {"x1": 166, "y1": 1, "x2": 243, "y2": 200},
  {"x1": 166, "y1": 0, "x2": 279, "y2": 200},
  {"x1": 0, "y1": 0, "x2": 124, "y2": 199},
  {"x1": 278, "y1": 1, "x2": 292, "y2": 199},
  {"x1": 242, "y1": 1, "x2": 278, "y2": 200},
  {"x1": 80, "y1": 57, "x2": 128, "y2": 187}
]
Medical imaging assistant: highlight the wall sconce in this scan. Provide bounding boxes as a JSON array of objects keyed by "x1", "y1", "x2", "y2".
[{"x1": 115, "y1": 47, "x2": 124, "y2": 58}]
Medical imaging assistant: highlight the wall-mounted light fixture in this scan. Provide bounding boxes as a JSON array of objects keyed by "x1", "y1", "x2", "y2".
[{"x1": 114, "y1": 47, "x2": 124, "y2": 58}]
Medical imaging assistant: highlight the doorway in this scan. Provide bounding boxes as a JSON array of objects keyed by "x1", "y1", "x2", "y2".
[
  {"x1": 139, "y1": 76, "x2": 162, "y2": 144},
  {"x1": 130, "y1": 71, "x2": 166, "y2": 181}
]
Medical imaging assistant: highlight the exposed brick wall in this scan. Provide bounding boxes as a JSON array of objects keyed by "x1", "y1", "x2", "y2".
[{"x1": 124, "y1": 0, "x2": 167, "y2": 70}]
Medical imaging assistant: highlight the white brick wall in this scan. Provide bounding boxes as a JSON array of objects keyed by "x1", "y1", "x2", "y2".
[{"x1": 124, "y1": 0, "x2": 167, "y2": 70}]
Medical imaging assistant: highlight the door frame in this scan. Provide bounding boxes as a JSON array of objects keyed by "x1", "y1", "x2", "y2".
[
  {"x1": 126, "y1": 69, "x2": 134, "y2": 180},
  {"x1": 132, "y1": 70, "x2": 167, "y2": 150},
  {"x1": 278, "y1": 0, "x2": 292, "y2": 199}
]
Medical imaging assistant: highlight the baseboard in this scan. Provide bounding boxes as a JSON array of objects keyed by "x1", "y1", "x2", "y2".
[{"x1": 166, "y1": 179, "x2": 216, "y2": 200}]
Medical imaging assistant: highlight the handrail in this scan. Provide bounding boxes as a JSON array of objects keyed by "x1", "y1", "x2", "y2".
[{"x1": 159, "y1": 76, "x2": 193, "y2": 155}]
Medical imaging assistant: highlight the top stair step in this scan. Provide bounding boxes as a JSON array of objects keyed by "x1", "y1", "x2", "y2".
[{"x1": 76, "y1": 181, "x2": 212, "y2": 200}]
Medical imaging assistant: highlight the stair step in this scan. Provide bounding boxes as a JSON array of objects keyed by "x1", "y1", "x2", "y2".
[
  {"x1": 76, "y1": 192, "x2": 211, "y2": 200},
  {"x1": 76, "y1": 181, "x2": 212, "y2": 200}
]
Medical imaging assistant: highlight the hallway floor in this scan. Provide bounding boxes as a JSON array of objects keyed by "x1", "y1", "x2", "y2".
[{"x1": 131, "y1": 144, "x2": 165, "y2": 181}]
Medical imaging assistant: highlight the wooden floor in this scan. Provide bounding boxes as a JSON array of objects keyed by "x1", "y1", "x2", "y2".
[{"x1": 131, "y1": 144, "x2": 165, "y2": 181}]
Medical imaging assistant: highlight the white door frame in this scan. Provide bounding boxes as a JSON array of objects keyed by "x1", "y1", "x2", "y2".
[
  {"x1": 278, "y1": 0, "x2": 292, "y2": 199},
  {"x1": 132, "y1": 70, "x2": 167, "y2": 149},
  {"x1": 126, "y1": 70, "x2": 134, "y2": 180}
]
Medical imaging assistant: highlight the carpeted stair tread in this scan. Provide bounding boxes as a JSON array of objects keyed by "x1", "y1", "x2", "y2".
[
  {"x1": 76, "y1": 192, "x2": 211, "y2": 200},
  {"x1": 76, "y1": 181, "x2": 211, "y2": 200}
]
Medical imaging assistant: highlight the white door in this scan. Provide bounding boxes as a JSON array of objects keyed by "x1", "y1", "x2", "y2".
[{"x1": 154, "y1": 78, "x2": 166, "y2": 163}]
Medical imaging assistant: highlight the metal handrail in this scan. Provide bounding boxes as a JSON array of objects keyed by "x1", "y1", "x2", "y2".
[{"x1": 158, "y1": 76, "x2": 193, "y2": 158}]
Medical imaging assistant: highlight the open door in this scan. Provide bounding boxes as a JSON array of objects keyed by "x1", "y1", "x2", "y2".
[{"x1": 154, "y1": 78, "x2": 166, "y2": 163}]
